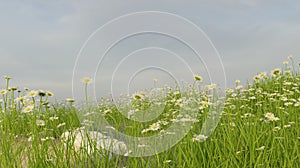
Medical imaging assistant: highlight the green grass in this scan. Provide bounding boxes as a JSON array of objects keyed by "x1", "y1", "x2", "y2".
[{"x1": 0, "y1": 58, "x2": 299, "y2": 167}]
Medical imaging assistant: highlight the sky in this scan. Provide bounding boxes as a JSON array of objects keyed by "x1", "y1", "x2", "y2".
[{"x1": 1, "y1": 0, "x2": 300, "y2": 101}]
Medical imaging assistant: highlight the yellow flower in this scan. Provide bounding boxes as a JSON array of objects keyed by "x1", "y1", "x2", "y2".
[
  {"x1": 288, "y1": 55, "x2": 293, "y2": 59},
  {"x1": 193, "y1": 74, "x2": 203, "y2": 82},
  {"x1": 81, "y1": 77, "x2": 92, "y2": 84},
  {"x1": 283, "y1": 61, "x2": 288, "y2": 65}
]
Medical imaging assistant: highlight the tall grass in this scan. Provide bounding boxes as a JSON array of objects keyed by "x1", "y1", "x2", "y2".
[{"x1": 0, "y1": 57, "x2": 299, "y2": 167}]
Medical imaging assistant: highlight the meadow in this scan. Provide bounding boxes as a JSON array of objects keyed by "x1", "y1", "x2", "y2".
[{"x1": 0, "y1": 56, "x2": 299, "y2": 167}]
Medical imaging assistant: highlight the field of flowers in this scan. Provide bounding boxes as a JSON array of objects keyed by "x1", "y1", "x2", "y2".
[{"x1": 0, "y1": 56, "x2": 299, "y2": 167}]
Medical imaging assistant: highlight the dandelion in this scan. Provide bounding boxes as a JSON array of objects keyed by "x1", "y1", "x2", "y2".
[
  {"x1": 22, "y1": 105, "x2": 34, "y2": 113},
  {"x1": 149, "y1": 123, "x2": 160, "y2": 131},
  {"x1": 36, "y1": 120, "x2": 45, "y2": 126},
  {"x1": 81, "y1": 77, "x2": 92, "y2": 84},
  {"x1": 0, "y1": 89, "x2": 7, "y2": 95},
  {"x1": 192, "y1": 134, "x2": 208, "y2": 142},
  {"x1": 27, "y1": 90, "x2": 37, "y2": 98},
  {"x1": 256, "y1": 146, "x2": 265, "y2": 151},
  {"x1": 193, "y1": 74, "x2": 203, "y2": 82}
]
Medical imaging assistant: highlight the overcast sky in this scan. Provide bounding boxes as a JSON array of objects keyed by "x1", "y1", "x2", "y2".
[{"x1": 1, "y1": 0, "x2": 300, "y2": 100}]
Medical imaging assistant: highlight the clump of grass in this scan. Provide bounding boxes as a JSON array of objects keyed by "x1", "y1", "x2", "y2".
[{"x1": 0, "y1": 56, "x2": 299, "y2": 167}]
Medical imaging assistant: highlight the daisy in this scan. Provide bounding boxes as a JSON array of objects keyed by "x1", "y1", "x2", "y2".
[
  {"x1": 193, "y1": 74, "x2": 203, "y2": 82},
  {"x1": 132, "y1": 93, "x2": 144, "y2": 100},
  {"x1": 0, "y1": 89, "x2": 7, "y2": 95},
  {"x1": 149, "y1": 123, "x2": 160, "y2": 131},
  {"x1": 22, "y1": 105, "x2": 34, "y2": 113},
  {"x1": 256, "y1": 146, "x2": 265, "y2": 151},
  {"x1": 27, "y1": 90, "x2": 37, "y2": 98},
  {"x1": 192, "y1": 134, "x2": 208, "y2": 142},
  {"x1": 81, "y1": 77, "x2": 92, "y2": 84},
  {"x1": 66, "y1": 98, "x2": 75, "y2": 103},
  {"x1": 36, "y1": 120, "x2": 45, "y2": 126}
]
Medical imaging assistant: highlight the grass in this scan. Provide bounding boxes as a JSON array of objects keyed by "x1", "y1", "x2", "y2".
[{"x1": 0, "y1": 57, "x2": 299, "y2": 167}]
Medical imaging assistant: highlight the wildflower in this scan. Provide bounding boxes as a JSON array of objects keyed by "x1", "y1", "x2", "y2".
[
  {"x1": 283, "y1": 124, "x2": 291, "y2": 128},
  {"x1": 265, "y1": 112, "x2": 279, "y2": 122},
  {"x1": 57, "y1": 122, "x2": 66, "y2": 128},
  {"x1": 193, "y1": 74, "x2": 203, "y2": 82},
  {"x1": 149, "y1": 123, "x2": 160, "y2": 131},
  {"x1": 256, "y1": 146, "x2": 265, "y2": 151},
  {"x1": 192, "y1": 134, "x2": 208, "y2": 142},
  {"x1": 66, "y1": 98, "x2": 75, "y2": 103},
  {"x1": 81, "y1": 77, "x2": 92, "y2": 84},
  {"x1": 15, "y1": 96, "x2": 25, "y2": 102},
  {"x1": 27, "y1": 90, "x2": 37, "y2": 97},
  {"x1": 288, "y1": 55, "x2": 293, "y2": 59},
  {"x1": 28, "y1": 136, "x2": 34, "y2": 142},
  {"x1": 141, "y1": 129, "x2": 149, "y2": 134},
  {"x1": 132, "y1": 93, "x2": 144, "y2": 100},
  {"x1": 3, "y1": 75, "x2": 11, "y2": 80},
  {"x1": 0, "y1": 89, "x2": 7, "y2": 95},
  {"x1": 36, "y1": 120, "x2": 45, "y2": 126},
  {"x1": 235, "y1": 80, "x2": 240, "y2": 84},
  {"x1": 46, "y1": 91, "x2": 54, "y2": 97},
  {"x1": 259, "y1": 72, "x2": 267, "y2": 78},
  {"x1": 38, "y1": 90, "x2": 46, "y2": 97},
  {"x1": 22, "y1": 105, "x2": 34, "y2": 113},
  {"x1": 207, "y1": 84, "x2": 216, "y2": 90},
  {"x1": 283, "y1": 61, "x2": 288, "y2": 65},
  {"x1": 49, "y1": 116, "x2": 59, "y2": 121},
  {"x1": 164, "y1": 160, "x2": 172, "y2": 163},
  {"x1": 226, "y1": 88, "x2": 234, "y2": 94},
  {"x1": 273, "y1": 126, "x2": 281, "y2": 131},
  {"x1": 294, "y1": 101, "x2": 300, "y2": 107},
  {"x1": 271, "y1": 68, "x2": 281, "y2": 76}
]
